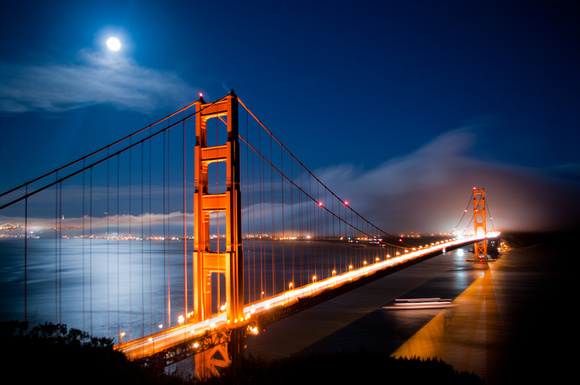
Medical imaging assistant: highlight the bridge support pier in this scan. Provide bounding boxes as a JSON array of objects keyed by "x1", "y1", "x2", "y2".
[
  {"x1": 194, "y1": 343, "x2": 231, "y2": 379},
  {"x1": 193, "y1": 326, "x2": 246, "y2": 380}
]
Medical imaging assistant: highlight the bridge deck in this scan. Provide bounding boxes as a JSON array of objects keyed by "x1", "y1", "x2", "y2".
[{"x1": 116, "y1": 234, "x2": 499, "y2": 361}]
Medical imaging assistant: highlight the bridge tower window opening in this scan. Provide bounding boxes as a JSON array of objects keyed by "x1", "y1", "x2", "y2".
[{"x1": 207, "y1": 161, "x2": 227, "y2": 195}]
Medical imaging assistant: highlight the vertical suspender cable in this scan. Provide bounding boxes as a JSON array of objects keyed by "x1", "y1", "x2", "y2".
[
  {"x1": 299, "y1": 167, "x2": 304, "y2": 286},
  {"x1": 183, "y1": 112, "x2": 188, "y2": 318},
  {"x1": 244, "y1": 112, "x2": 250, "y2": 300},
  {"x1": 141, "y1": 141, "x2": 145, "y2": 338},
  {"x1": 163, "y1": 130, "x2": 166, "y2": 328},
  {"x1": 259, "y1": 122, "x2": 265, "y2": 300},
  {"x1": 306, "y1": 172, "x2": 310, "y2": 281},
  {"x1": 259, "y1": 124, "x2": 263, "y2": 300},
  {"x1": 24, "y1": 186, "x2": 28, "y2": 325},
  {"x1": 54, "y1": 174, "x2": 58, "y2": 323},
  {"x1": 149, "y1": 129, "x2": 153, "y2": 335},
  {"x1": 290, "y1": 158, "x2": 294, "y2": 286},
  {"x1": 280, "y1": 145, "x2": 285, "y2": 292},
  {"x1": 116, "y1": 155, "x2": 121, "y2": 340},
  {"x1": 332, "y1": 193, "x2": 335, "y2": 275},
  {"x1": 251, "y1": 137, "x2": 256, "y2": 300},
  {"x1": 106, "y1": 153, "x2": 110, "y2": 337},
  {"x1": 129, "y1": 142, "x2": 132, "y2": 339},
  {"x1": 168, "y1": 125, "x2": 172, "y2": 326},
  {"x1": 270, "y1": 133, "x2": 275, "y2": 296},
  {"x1": 324, "y1": 186, "x2": 327, "y2": 277},
  {"x1": 82, "y1": 161, "x2": 86, "y2": 332},
  {"x1": 90, "y1": 166, "x2": 93, "y2": 335},
  {"x1": 317, "y1": 183, "x2": 321, "y2": 278},
  {"x1": 164, "y1": 128, "x2": 170, "y2": 326},
  {"x1": 58, "y1": 177, "x2": 62, "y2": 323}
]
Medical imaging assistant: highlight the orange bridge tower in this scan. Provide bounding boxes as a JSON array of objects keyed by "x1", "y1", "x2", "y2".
[
  {"x1": 469, "y1": 187, "x2": 495, "y2": 262},
  {"x1": 193, "y1": 91, "x2": 244, "y2": 378}
]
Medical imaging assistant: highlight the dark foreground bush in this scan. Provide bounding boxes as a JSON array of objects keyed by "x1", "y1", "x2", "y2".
[
  {"x1": 201, "y1": 350, "x2": 485, "y2": 385},
  {"x1": 0, "y1": 321, "x2": 184, "y2": 385},
  {"x1": 1, "y1": 321, "x2": 484, "y2": 384}
]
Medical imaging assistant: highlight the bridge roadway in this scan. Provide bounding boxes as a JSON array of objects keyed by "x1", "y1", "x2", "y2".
[{"x1": 115, "y1": 233, "x2": 499, "y2": 362}]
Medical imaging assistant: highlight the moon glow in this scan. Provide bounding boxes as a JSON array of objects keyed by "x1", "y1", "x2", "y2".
[{"x1": 106, "y1": 37, "x2": 121, "y2": 51}]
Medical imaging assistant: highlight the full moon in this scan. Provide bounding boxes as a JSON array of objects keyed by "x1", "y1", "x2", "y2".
[{"x1": 106, "y1": 37, "x2": 121, "y2": 51}]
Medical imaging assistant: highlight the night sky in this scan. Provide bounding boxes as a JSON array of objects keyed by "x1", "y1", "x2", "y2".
[{"x1": 1, "y1": 1, "x2": 579, "y2": 234}]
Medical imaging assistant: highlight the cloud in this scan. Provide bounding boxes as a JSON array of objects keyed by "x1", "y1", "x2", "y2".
[
  {"x1": 314, "y1": 127, "x2": 580, "y2": 234},
  {"x1": 2, "y1": 123, "x2": 577, "y2": 237},
  {"x1": 0, "y1": 49, "x2": 195, "y2": 114},
  {"x1": 0, "y1": 211, "x2": 190, "y2": 237}
]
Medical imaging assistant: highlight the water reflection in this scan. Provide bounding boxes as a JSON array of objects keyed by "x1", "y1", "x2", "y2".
[
  {"x1": 0, "y1": 237, "x2": 390, "y2": 343},
  {"x1": 391, "y1": 265, "x2": 503, "y2": 382},
  {"x1": 0, "y1": 238, "x2": 183, "y2": 341}
]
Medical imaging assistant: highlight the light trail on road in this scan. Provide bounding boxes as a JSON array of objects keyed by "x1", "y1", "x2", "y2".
[{"x1": 117, "y1": 233, "x2": 499, "y2": 361}]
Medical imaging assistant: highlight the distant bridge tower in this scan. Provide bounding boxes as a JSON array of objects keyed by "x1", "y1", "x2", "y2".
[{"x1": 472, "y1": 187, "x2": 489, "y2": 262}]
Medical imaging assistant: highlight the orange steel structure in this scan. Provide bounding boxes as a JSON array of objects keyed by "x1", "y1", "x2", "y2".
[
  {"x1": 472, "y1": 188, "x2": 488, "y2": 261},
  {"x1": 193, "y1": 91, "x2": 244, "y2": 377},
  {"x1": 193, "y1": 91, "x2": 244, "y2": 324}
]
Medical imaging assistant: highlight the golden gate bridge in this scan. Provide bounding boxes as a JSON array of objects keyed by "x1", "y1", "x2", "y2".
[{"x1": 0, "y1": 91, "x2": 499, "y2": 377}]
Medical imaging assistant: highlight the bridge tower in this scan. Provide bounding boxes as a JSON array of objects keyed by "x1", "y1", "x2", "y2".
[
  {"x1": 193, "y1": 91, "x2": 244, "y2": 377},
  {"x1": 472, "y1": 188, "x2": 489, "y2": 262}
]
